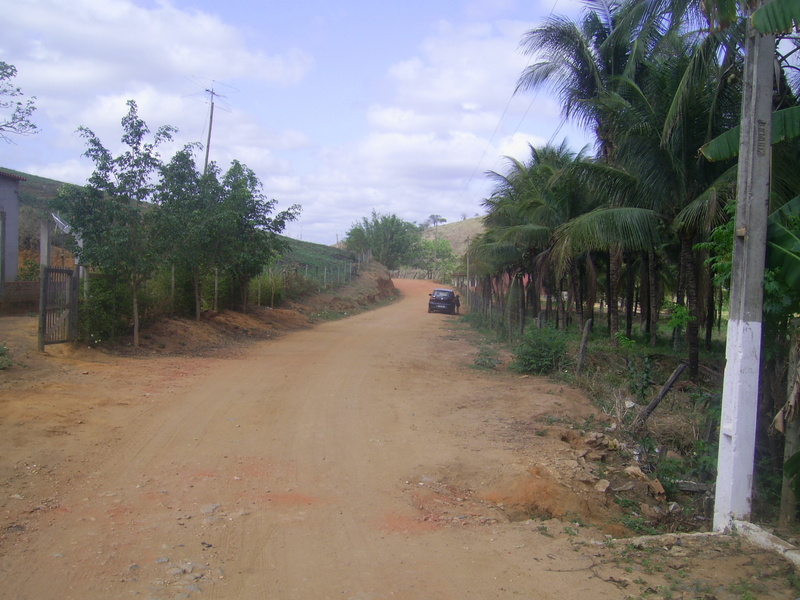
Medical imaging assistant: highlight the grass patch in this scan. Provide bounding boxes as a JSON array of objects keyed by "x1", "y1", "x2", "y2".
[
  {"x1": 472, "y1": 345, "x2": 502, "y2": 370},
  {"x1": 0, "y1": 342, "x2": 12, "y2": 369}
]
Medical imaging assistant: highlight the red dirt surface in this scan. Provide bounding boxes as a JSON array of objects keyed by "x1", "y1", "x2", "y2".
[{"x1": 0, "y1": 276, "x2": 797, "y2": 599}]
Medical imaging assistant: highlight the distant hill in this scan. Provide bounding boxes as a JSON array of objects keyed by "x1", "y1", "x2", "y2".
[{"x1": 421, "y1": 217, "x2": 484, "y2": 257}]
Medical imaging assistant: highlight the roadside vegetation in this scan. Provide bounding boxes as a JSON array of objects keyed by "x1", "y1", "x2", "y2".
[
  {"x1": 343, "y1": 210, "x2": 460, "y2": 281},
  {"x1": 446, "y1": 0, "x2": 800, "y2": 533}
]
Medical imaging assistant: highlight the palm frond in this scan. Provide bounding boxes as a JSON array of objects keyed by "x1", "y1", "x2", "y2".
[
  {"x1": 550, "y1": 206, "x2": 662, "y2": 270},
  {"x1": 700, "y1": 105, "x2": 800, "y2": 161},
  {"x1": 753, "y1": 0, "x2": 800, "y2": 34}
]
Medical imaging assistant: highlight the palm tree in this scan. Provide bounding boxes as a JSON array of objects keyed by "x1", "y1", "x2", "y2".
[
  {"x1": 517, "y1": 0, "x2": 636, "y2": 163},
  {"x1": 478, "y1": 142, "x2": 595, "y2": 331}
]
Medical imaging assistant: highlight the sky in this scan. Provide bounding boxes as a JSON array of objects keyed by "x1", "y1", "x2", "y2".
[{"x1": 2, "y1": 0, "x2": 595, "y2": 245}]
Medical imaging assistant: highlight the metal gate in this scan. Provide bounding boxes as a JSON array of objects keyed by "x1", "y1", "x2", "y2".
[{"x1": 38, "y1": 267, "x2": 79, "y2": 350}]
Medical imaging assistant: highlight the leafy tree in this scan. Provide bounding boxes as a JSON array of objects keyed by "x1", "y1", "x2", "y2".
[
  {"x1": 54, "y1": 100, "x2": 176, "y2": 347},
  {"x1": 0, "y1": 61, "x2": 37, "y2": 142},
  {"x1": 218, "y1": 160, "x2": 300, "y2": 312},
  {"x1": 154, "y1": 145, "x2": 225, "y2": 320},
  {"x1": 344, "y1": 211, "x2": 421, "y2": 270},
  {"x1": 413, "y1": 238, "x2": 457, "y2": 279}
]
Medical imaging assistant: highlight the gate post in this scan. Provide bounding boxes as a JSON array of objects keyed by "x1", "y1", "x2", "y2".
[
  {"x1": 70, "y1": 270, "x2": 79, "y2": 342},
  {"x1": 37, "y1": 220, "x2": 51, "y2": 352},
  {"x1": 37, "y1": 265, "x2": 47, "y2": 352}
]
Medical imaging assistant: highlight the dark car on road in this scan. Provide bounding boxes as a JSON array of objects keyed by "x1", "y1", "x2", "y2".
[{"x1": 428, "y1": 288, "x2": 460, "y2": 315}]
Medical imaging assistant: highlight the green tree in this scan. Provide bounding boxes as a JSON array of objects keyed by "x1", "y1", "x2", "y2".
[
  {"x1": 0, "y1": 61, "x2": 37, "y2": 142},
  {"x1": 413, "y1": 238, "x2": 457, "y2": 280},
  {"x1": 153, "y1": 145, "x2": 225, "y2": 320},
  {"x1": 479, "y1": 142, "x2": 594, "y2": 329},
  {"x1": 219, "y1": 160, "x2": 300, "y2": 312},
  {"x1": 344, "y1": 211, "x2": 420, "y2": 270},
  {"x1": 54, "y1": 100, "x2": 176, "y2": 347}
]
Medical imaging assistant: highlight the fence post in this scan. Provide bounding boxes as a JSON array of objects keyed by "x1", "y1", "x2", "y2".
[
  {"x1": 70, "y1": 270, "x2": 79, "y2": 342},
  {"x1": 37, "y1": 265, "x2": 47, "y2": 352}
]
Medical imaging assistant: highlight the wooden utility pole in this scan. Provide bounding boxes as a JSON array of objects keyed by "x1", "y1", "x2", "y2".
[
  {"x1": 713, "y1": 10, "x2": 774, "y2": 532},
  {"x1": 203, "y1": 88, "x2": 216, "y2": 174}
]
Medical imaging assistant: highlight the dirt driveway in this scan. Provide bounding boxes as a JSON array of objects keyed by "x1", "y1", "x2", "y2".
[{"x1": 0, "y1": 279, "x2": 796, "y2": 599}]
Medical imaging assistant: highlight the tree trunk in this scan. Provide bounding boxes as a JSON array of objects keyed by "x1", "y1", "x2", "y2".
[
  {"x1": 681, "y1": 233, "x2": 700, "y2": 378},
  {"x1": 673, "y1": 254, "x2": 686, "y2": 353},
  {"x1": 131, "y1": 279, "x2": 140, "y2": 348},
  {"x1": 779, "y1": 325, "x2": 800, "y2": 525},
  {"x1": 609, "y1": 245, "x2": 622, "y2": 344},
  {"x1": 193, "y1": 269, "x2": 202, "y2": 321},
  {"x1": 633, "y1": 362, "x2": 687, "y2": 430},
  {"x1": 241, "y1": 279, "x2": 249, "y2": 313},
  {"x1": 576, "y1": 318, "x2": 593, "y2": 376},
  {"x1": 705, "y1": 270, "x2": 715, "y2": 350},
  {"x1": 519, "y1": 274, "x2": 526, "y2": 338},
  {"x1": 585, "y1": 252, "x2": 596, "y2": 325},
  {"x1": 641, "y1": 253, "x2": 650, "y2": 334},
  {"x1": 649, "y1": 247, "x2": 659, "y2": 347},
  {"x1": 625, "y1": 252, "x2": 635, "y2": 338}
]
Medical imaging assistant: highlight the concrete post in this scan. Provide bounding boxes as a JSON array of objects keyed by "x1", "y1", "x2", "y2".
[
  {"x1": 713, "y1": 18, "x2": 774, "y2": 532},
  {"x1": 39, "y1": 219, "x2": 51, "y2": 268}
]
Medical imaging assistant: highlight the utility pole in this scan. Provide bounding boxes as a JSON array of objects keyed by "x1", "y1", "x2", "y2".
[
  {"x1": 203, "y1": 87, "x2": 221, "y2": 174},
  {"x1": 713, "y1": 7, "x2": 775, "y2": 532}
]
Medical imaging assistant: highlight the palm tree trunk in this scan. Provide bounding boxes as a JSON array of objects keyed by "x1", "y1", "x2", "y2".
[
  {"x1": 673, "y1": 257, "x2": 686, "y2": 352},
  {"x1": 585, "y1": 252, "x2": 597, "y2": 326},
  {"x1": 609, "y1": 245, "x2": 622, "y2": 343},
  {"x1": 681, "y1": 233, "x2": 700, "y2": 377},
  {"x1": 705, "y1": 270, "x2": 715, "y2": 350},
  {"x1": 641, "y1": 252, "x2": 650, "y2": 335},
  {"x1": 625, "y1": 252, "x2": 635, "y2": 338},
  {"x1": 649, "y1": 247, "x2": 659, "y2": 347}
]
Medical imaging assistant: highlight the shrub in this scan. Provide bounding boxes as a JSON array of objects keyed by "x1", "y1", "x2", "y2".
[
  {"x1": 17, "y1": 257, "x2": 40, "y2": 281},
  {"x1": 79, "y1": 276, "x2": 131, "y2": 344},
  {"x1": 0, "y1": 342, "x2": 12, "y2": 369},
  {"x1": 511, "y1": 326, "x2": 568, "y2": 375}
]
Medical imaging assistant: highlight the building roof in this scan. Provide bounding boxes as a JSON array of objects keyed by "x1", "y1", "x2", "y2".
[{"x1": 0, "y1": 170, "x2": 27, "y2": 182}]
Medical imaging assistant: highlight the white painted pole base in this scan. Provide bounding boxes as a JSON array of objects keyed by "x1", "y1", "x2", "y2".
[{"x1": 714, "y1": 319, "x2": 762, "y2": 531}]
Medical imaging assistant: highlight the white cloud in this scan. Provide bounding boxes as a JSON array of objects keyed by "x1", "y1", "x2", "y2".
[
  {"x1": 298, "y1": 18, "x2": 557, "y2": 232},
  {"x1": 8, "y1": 0, "x2": 313, "y2": 93},
  {"x1": 2, "y1": 0, "x2": 595, "y2": 245}
]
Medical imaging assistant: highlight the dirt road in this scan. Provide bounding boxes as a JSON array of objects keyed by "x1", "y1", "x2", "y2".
[{"x1": 1, "y1": 279, "x2": 796, "y2": 599}]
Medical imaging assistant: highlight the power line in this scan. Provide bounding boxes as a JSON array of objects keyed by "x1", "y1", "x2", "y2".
[{"x1": 456, "y1": 0, "x2": 564, "y2": 208}]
